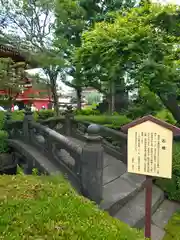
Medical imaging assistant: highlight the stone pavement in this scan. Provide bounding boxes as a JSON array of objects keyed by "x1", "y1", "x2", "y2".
[{"x1": 151, "y1": 200, "x2": 180, "y2": 240}]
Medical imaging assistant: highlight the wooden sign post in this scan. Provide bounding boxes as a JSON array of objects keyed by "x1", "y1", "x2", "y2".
[{"x1": 121, "y1": 115, "x2": 176, "y2": 239}]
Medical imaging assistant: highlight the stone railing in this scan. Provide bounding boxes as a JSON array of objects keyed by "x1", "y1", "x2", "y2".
[
  {"x1": 6, "y1": 109, "x2": 104, "y2": 204},
  {"x1": 41, "y1": 112, "x2": 127, "y2": 164}
]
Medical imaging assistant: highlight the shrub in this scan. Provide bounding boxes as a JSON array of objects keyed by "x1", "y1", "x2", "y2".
[
  {"x1": 36, "y1": 109, "x2": 55, "y2": 120},
  {"x1": 0, "y1": 174, "x2": 144, "y2": 240},
  {"x1": 163, "y1": 211, "x2": 180, "y2": 240},
  {"x1": 155, "y1": 142, "x2": 180, "y2": 202},
  {"x1": 75, "y1": 115, "x2": 131, "y2": 128},
  {"x1": 11, "y1": 110, "x2": 25, "y2": 121},
  {"x1": 155, "y1": 110, "x2": 176, "y2": 125},
  {"x1": 0, "y1": 111, "x2": 5, "y2": 130},
  {"x1": 75, "y1": 108, "x2": 100, "y2": 116},
  {"x1": 0, "y1": 130, "x2": 8, "y2": 153},
  {"x1": 126, "y1": 105, "x2": 156, "y2": 119}
]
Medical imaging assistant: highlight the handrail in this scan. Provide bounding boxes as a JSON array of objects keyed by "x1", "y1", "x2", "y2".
[
  {"x1": 30, "y1": 121, "x2": 82, "y2": 156},
  {"x1": 72, "y1": 119, "x2": 127, "y2": 140},
  {"x1": 7, "y1": 120, "x2": 23, "y2": 124}
]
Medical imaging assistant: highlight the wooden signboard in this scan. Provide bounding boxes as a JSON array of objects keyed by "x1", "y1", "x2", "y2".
[
  {"x1": 121, "y1": 115, "x2": 177, "y2": 239},
  {"x1": 127, "y1": 120, "x2": 173, "y2": 179}
]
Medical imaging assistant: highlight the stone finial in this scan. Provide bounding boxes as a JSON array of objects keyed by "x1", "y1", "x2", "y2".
[
  {"x1": 24, "y1": 106, "x2": 33, "y2": 122},
  {"x1": 87, "y1": 124, "x2": 100, "y2": 135},
  {"x1": 65, "y1": 105, "x2": 73, "y2": 115},
  {"x1": 86, "y1": 124, "x2": 102, "y2": 142},
  {"x1": 25, "y1": 105, "x2": 32, "y2": 115}
]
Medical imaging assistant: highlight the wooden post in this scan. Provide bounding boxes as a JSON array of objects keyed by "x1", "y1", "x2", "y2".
[
  {"x1": 145, "y1": 176, "x2": 153, "y2": 239},
  {"x1": 121, "y1": 115, "x2": 174, "y2": 239}
]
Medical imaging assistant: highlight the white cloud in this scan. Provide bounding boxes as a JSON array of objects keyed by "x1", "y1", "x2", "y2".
[
  {"x1": 26, "y1": 68, "x2": 73, "y2": 94},
  {"x1": 152, "y1": 0, "x2": 180, "y2": 4}
]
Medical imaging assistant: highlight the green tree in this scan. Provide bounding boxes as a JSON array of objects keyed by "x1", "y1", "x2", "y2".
[
  {"x1": 0, "y1": 0, "x2": 66, "y2": 115},
  {"x1": 74, "y1": 3, "x2": 180, "y2": 122},
  {"x1": 55, "y1": 0, "x2": 136, "y2": 111},
  {"x1": 86, "y1": 92, "x2": 101, "y2": 105}
]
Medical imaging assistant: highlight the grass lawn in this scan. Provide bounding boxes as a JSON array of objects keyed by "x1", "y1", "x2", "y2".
[
  {"x1": 0, "y1": 174, "x2": 144, "y2": 240},
  {"x1": 163, "y1": 211, "x2": 180, "y2": 240}
]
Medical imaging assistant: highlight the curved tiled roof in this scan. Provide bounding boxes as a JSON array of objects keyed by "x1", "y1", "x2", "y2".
[
  {"x1": 0, "y1": 44, "x2": 38, "y2": 67},
  {"x1": 0, "y1": 44, "x2": 27, "y2": 61}
]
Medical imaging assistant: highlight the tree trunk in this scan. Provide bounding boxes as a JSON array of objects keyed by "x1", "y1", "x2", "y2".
[
  {"x1": 107, "y1": 94, "x2": 112, "y2": 114},
  {"x1": 111, "y1": 80, "x2": 115, "y2": 114},
  {"x1": 51, "y1": 83, "x2": 59, "y2": 116},
  {"x1": 76, "y1": 88, "x2": 82, "y2": 110},
  {"x1": 114, "y1": 78, "x2": 128, "y2": 112},
  {"x1": 158, "y1": 93, "x2": 180, "y2": 124},
  {"x1": 47, "y1": 84, "x2": 52, "y2": 109}
]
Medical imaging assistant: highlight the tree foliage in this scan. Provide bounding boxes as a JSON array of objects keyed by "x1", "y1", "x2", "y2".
[
  {"x1": 0, "y1": 0, "x2": 67, "y2": 115},
  {"x1": 55, "y1": 0, "x2": 136, "y2": 110},
  {"x1": 0, "y1": 58, "x2": 26, "y2": 107},
  {"x1": 74, "y1": 3, "x2": 180, "y2": 121}
]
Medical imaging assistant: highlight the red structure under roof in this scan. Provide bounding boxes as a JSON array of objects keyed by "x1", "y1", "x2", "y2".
[{"x1": 0, "y1": 44, "x2": 52, "y2": 110}]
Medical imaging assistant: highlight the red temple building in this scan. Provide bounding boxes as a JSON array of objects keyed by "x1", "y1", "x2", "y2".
[{"x1": 0, "y1": 44, "x2": 52, "y2": 110}]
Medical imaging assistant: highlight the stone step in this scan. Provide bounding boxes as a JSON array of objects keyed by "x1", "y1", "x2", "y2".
[
  {"x1": 147, "y1": 224, "x2": 165, "y2": 240},
  {"x1": 101, "y1": 173, "x2": 146, "y2": 215},
  {"x1": 152, "y1": 199, "x2": 180, "y2": 229},
  {"x1": 114, "y1": 185, "x2": 164, "y2": 228},
  {"x1": 142, "y1": 200, "x2": 180, "y2": 240},
  {"x1": 67, "y1": 136, "x2": 146, "y2": 216},
  {"x1": 103, "y1": 159, "x2": 126, "y2": 185}
]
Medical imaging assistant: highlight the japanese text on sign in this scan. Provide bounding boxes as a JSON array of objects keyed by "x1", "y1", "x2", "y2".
[{"x1": 128, "y1": 121, "x2": 173, "y2": 178}]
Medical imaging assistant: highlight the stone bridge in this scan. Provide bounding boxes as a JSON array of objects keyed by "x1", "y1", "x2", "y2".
[{"x1": 5, "y1": 110, "x2": 179, "y2": 237}]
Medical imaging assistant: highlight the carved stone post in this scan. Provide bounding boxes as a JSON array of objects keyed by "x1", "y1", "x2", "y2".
[
  {"x1": 81, "y1": 124, "x2": 104, "y2": 204},
  {"x1": 65, "y1": 105, "x2": 74, "y2": 136},
  {"x1": 23, "y1": 107, "x2": 33, "y2": 142},
  {"x1": 122, "y1": 140, "x2": 127, "y2": 164}
]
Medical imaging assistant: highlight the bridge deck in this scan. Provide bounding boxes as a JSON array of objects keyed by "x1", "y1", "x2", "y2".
[
  {"x1": 67, "y1": 137, "x2": 146, "y2": 211},
  {"x1": 8, "y1": 139, "x2": 60, "y2": 174},
  {"x1": 8, "y1": 135, "x2": 165, "y2": 234},
  {"x1": 67, "y1": 137, "x2": 127, "y2": 186},
  {"x1": 66, "y1": 136, "x2": 168, "y2": 239}
]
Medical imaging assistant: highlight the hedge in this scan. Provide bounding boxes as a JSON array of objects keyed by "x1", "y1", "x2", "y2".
[
  {"x1": 163, "y1": 211, "x2": 180, "y2": 240},
  {"x1": 0, "y1": 111, "x2": 5, "y2": 130},
  {"x1": 0, "y1": 130, "x2": 8, "y2": 153},
  {"x1": 75, "y1": 108, "x2": 100, "y2": 116},
  {"x1": 155, "y1": 142, "x2": 180, "y2": 202},
  {"x1": 75, "y1": 115, "x2": 131, "y2": 128},
  {"x1": 0, "y1": 174, "x2": 144, "y2": 240}
]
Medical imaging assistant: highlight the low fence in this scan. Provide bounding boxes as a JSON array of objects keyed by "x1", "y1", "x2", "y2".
[
  {"x1": 40, "y1": 112, "x2": 128, "y2": 164},
  {"x1": 6, "y1": 109, "x2": 104, "y2": 204}
]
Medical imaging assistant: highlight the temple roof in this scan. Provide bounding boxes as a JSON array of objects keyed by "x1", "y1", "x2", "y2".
[{"x1": 0, "y1": 43, "x2": 38, "y2": 68}]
